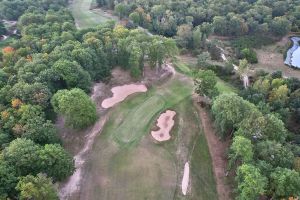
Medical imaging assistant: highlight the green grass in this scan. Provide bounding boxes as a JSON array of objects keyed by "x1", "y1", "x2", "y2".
[
  {"x1": 80, "y1": 75, "x2": 217, "y2": 199},
  {"x1": 216, "y1": 77, "x2": 238, "y2": 94},
  {"x1": 174, "y1": 59, "x2": 237, "y2": 94},
  {"x1": 174, "y1": 61, "x2": 193, "y2": 76},
  {"x1": 69, "y1": 0, "x2": 117, "y2": 29},
  {"x1": 190, "y1": 133, "x2": 218, "y2": 200},
  {"x1": 114, "y1": 95, "x2": 165, "y2": 145}
]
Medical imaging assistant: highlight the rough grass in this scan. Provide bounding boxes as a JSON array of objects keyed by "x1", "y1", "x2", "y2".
[
  {"x1": 69, "y1": 0, "x2": 115, "y2": 29},
  {"x1": 79, "y1": 74, "x2": 217, "y2": 200}
]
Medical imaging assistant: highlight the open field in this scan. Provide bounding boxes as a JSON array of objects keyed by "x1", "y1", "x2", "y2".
[
  {"x1": 69, "y1": 0, "x2": 117, "y2": 28},
  {"x1": 252, "y1": 37, "x2": 300, "y2": 79},
  {"x1": 76, "y1": 73, "x2": 218, "y2": 200}
]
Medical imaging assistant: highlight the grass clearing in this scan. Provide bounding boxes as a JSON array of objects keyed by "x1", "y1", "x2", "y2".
[
  {"x1": 69, "y1": 0, "x2": 116, "y2": 28},
  {"x1": 174, "y1": 59, "x2": 237, "y2": 94}
]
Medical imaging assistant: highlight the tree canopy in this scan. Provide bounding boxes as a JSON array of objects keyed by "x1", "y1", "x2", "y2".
[{"x1": 51, "y1": 88, "x2": 97, "y2": 129}]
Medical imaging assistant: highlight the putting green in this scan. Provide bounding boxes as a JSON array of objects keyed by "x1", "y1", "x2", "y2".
[{"x1": 114, "y1": 95, "x2": 165, "y2": 145}]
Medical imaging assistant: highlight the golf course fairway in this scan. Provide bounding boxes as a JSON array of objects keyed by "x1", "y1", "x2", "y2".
[
  {"x1": 77, "y1": 75, "x2": 217, "y2": 199},
  {"x1": 66, "y1": 1, "x2": 219, "y2": 199}
]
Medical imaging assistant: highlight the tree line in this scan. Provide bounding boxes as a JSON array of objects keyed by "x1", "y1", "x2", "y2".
[
  {"x1": 96, "y1": 0, "x2": 299, "y2": 38},
  {"x1": 194, "y1": 69, "x2": 300, "y2": 199}
]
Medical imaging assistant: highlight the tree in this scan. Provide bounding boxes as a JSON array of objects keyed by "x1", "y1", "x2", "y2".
[
  {"x1": 241, "y1": 48, "x2": 258, "y2": 63},
  {"x1": 270, "y1": 167, "x2": 300, "y2": 198},
  {"x1": 262, "y1": 114, "x2": 287, "y2": 142},
  {"x1": 213, "y1": 16, "x2": 227, "y2": 36},
  {"x1": 51, "y1": 88, "x2": 97, "y2": 129},
  {"x1": 256, "y1": 140, "x2": 294, "y2": 168},
  {"x1": 16, "y1": 174, "x2": 59, "y2": 200},
  {"x1": 53, "y1": 59, "x2": 91, "y2": 92},
  {"x1": 39, "y1": 144, "x2": 74, "y2": 181},
  {"x1": 22, "y1": 119, "x2": 60, "y2": 145},
  {"x1": 236, "y1": 164, "x2": 267, "y2": 200},
  {"x1": 268, "y1": 84, "x2": 289, "y2": 104},
  {"x1": 175, "y1": 24, "x2": 193, "y2": 48},
  {"x1": 3, "y1": 138, "x2": 41, "y2": 176},
  {"x1": 270, "y1": 17, "x2": 291, "y2": 36},
  {"x1": 0, "y1": 161, "x2": 18, "y2": 198},
  {"x1": 129, "y1": 12, "x2": 141, "y2": 25},
  {"x1": 230, "y1": 136, "x2": 254, "y2": 164},
  {"x1": 238, "y1": 59, "x2": 250, "y2": 88},
  {"x1": 115, "y1": 3, "x2": 128, "y2": 19},
  {"x1": 197, "y1": 52, "x2": 210, "y2": 67},
  {"x1": 212, "y1": 93, "x2": 258, "y2": 137},
  {"x1": 0, "y1": 21, "x2": 7, "y2": 35},
  {"x1": 194, "y1": 70, "x2": 218, "y2": 99},
  {"x1": 9, "y1": 82, "x2": 52, "y2": 108}
]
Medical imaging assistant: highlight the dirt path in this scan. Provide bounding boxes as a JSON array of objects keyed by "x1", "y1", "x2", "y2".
[
  {"x1": 59, "y1": 83, "x2": 111, "y2": 199},
  {"x1": 193, "y1": 97, "x2": 232, "y2": 200}
]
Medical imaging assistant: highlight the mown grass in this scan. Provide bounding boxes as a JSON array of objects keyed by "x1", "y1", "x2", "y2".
[
  {"x1": 172, "y1": 98, "x2": 218, "y2": 200},
  {"x1": 69, "y1": 0, "x2": 115, "y2": 29},
  {"x1": 190, "y1": 133, "x2": 218, "y2": 200},
  {"x1": 80, "y1": 75, "x2": 217, "y2": 200}
]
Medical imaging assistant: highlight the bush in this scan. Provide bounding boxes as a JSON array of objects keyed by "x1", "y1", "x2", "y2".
[{"x1": 241, "y1": 48, "x2": 258, "y2": 63}]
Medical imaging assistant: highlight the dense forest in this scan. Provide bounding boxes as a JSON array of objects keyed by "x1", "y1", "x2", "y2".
[
  {"x1": 0, "y1": 0, "x2": 176, "y2": 199},
  {"x1": 96, "y1": 0, "x2": 300, "y2": 37}
]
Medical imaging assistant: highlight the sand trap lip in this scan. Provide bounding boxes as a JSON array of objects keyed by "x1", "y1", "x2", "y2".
[
  {"x1": 182, "y1": 162, "x2": 190, "y2": 195},
  {"x1": 101, "y1": 84, "x2": 147, "y2": 108},
  {"x1": 151, "y1": 110, "x2": 176, "y2": 142}
]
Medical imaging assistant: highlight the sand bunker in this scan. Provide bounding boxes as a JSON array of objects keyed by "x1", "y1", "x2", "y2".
[
  {"x1": 182, "y1": 162, "x2": 190, "y2": 195},
  {"x1": 101, "y1": 84, "x2": 147, "y2": 108},
  {"x1": 151, "y1": 110, "x2": 176, "y2": 142}
]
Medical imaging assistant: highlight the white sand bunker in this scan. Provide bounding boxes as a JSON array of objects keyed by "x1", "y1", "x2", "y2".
[
  {"x1": 151, "y1": 110, "x2": 176, "y2": 142},
  {"x1": 182, "y1": 162, "x2": 190, "y2": 195},
  {"x1": 101, "y1": 84, "x2": 147, "y2": 108}
]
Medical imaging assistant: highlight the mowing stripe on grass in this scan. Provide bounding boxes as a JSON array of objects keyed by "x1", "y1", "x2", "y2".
[{"x1": 114, "y1": 95, "x2": 165, "y2": 145}]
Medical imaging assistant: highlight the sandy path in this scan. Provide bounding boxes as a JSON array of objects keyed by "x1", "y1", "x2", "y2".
[
  {"x1": 59, "y1": 84, "x2": 110, "y2": 200},
  {"x1": 181, "y1": 162, "x2": 190, "y2": 195},
  {"x1": 101, "y1": 84, "x2": 147, "y2": 108},
  {"x1": 151, "y1": 110, "x2": 176, "y2": 142},
  {"x1": 193, "y1": 96, "x2": 232, "y2": 200}
]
